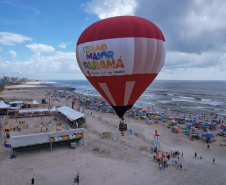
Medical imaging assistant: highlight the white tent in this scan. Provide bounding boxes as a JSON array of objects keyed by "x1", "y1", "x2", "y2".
[
  {"x1": 57, "y1": 106, "x2": 85, "y2": 121},
  {"x1": 32, "y1": 100, "x2": 39, "y2": 107},
  {"x1": 0, "y1": 101, "x2": 9, "y2": 109}
]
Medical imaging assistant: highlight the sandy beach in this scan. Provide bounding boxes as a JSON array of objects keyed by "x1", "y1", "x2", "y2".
[{"x1": 0, "y1": 82, "x2": 225, "y2": 185}]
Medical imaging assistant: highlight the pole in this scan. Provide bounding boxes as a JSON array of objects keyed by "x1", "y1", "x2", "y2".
[{"x1": 50, "y1": 136, "x2": 52, "y2": 151}]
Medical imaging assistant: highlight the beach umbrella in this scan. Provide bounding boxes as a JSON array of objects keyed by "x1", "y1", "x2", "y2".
[
  {"x1": 185, "y1": 130, "x2": 190, "y2": 133},
  {"x1": 217, "y1": 130, "x2": 223, "y2": 132},
  {"x1": 76, "y1": 16, "x2": 166, "y2": 122}
]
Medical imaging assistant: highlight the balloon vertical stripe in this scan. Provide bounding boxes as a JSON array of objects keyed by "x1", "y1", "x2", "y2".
[
  {"x1": 124, "y1": 81, "x2": 136, "y2": 106},
  {"x1": 99, "y1": 83, "x2": 116, "y2": 106}
]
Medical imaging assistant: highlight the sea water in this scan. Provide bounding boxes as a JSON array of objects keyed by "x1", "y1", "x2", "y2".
[{"x1": 48, "y1": 80, "x2": 226, "y2": 119}]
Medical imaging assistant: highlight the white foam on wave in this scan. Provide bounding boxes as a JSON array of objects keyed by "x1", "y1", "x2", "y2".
[
  {"x1": 46, "y1": 81, "x2": 57, "y2": 84},
  {"x1": 172, "y1": 96, "x2": 195, "y2": 103},
  {"x1": 142, "y1": 94, "x2": 155, "y2": 98},
  {"x1": 171, "y1": 96, "x2": 221, "y2": 106},
  {"x1": 200, "y1": 99, "x2": 220, "y2": 106},
  {"x1": 158, "y1": 100, "x2": 172, "y2": 104}
]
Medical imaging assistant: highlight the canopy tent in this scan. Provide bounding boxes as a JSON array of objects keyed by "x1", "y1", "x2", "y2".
[
  {"x1": 202, "y1": 133, "x2": 214, "y2": 138},
  {"x1": 202, "y1": 133, "x2": 214, "y2": 143},
  {"x1": 32, "y1": 100, "x2": 39, "y2": 106},
  {"x1": 0, "y1": 101, "x2": 9, "y2": 115},
  {"x1": 0, "y1": 101, "x2": 9, "y2": 109},
  {"x1": 57, "y1": 106, "x2": 85, "y2": 121}
]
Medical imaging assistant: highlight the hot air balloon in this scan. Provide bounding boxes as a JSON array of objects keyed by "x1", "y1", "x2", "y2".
[{"x1": 76, "y1": 16, "x2": 166, "y2": 132}]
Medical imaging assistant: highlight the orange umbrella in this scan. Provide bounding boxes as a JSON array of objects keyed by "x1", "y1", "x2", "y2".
[{"x1": 58, "y1": 128, "x2": 62, "y2": 131}]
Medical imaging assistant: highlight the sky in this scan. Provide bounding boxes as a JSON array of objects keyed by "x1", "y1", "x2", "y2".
[{"x1": 0, "y1": 0, "x2": 226, "y2": 81}]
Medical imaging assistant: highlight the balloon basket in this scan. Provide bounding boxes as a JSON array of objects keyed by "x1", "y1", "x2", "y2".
[{"x1": 119, "y1": 124, "x2": 127, "y2": 131}]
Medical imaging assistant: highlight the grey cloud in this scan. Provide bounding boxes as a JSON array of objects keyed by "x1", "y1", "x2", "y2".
[{"x1": 135, "y1": 0, "x2": 226, "y2": 54}]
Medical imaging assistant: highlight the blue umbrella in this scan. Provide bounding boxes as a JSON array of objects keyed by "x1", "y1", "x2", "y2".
[
  {"x1": 185, "y1": 130, "x2": 190, "y2": 133},
  {"x1": 217, "y1": 130, "x2": 223, "y2": 132}
]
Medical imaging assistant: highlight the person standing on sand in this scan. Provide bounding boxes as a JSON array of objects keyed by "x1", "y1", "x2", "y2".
[
  {"x1": 207, "y1": 144, "x2": 210, "y2": 149},
  {"x1": 31, "y1": 177, "x2": 34, "y2": 184},
  {"x1": 213, "y1": 157, "x2": 215, "y2": 163},
  {"x1": 76, "y1": 174, "x2": 80, "y2": 185},
  {"x1": 74, "y1": 175, "x2": 77, "y2": 183},
  {"x1": 195, "y1": 152, "x2": 197, "y2": 158}
]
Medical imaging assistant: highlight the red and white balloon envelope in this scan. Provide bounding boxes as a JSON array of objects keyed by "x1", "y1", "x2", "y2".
[{"x1": 76, "y1": 16, "x2": 166, "y2": 120}]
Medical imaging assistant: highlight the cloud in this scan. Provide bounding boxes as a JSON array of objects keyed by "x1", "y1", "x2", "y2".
[
  {"x1": 26, "y1": 43, "x2": 55, "y2": 54},
  {"x1": 9, "y1": 49, "x2": 17, "y2": 58},
  {"x1": 0, "y1": 50, "x2": 83, "y2": 80},
  {"x1": 165, "y1": 51, "x2": 225, "y2": 69},
  {"x1": 135, "y1": 0, "x2": 226, "y2": 54},
  {"x1": 58, "y1": 43, "x2": 67, "y2": 49},
  {"x1": 0, "y1": 32, "x2": 32, "y2": 45},
  {"x1": 83, "y1": 0, "x2": 137, "y2": 19},
  {"x1": 0, "y1": 0, "x2": 40, "y2": 14},
  {"x1": 57, "y1": 42, "x2": 73, "y2": 49}
]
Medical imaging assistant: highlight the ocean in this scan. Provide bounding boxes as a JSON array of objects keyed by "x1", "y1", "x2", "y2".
[{"x1": 48, "y1": 80, "x2": 226, "y2": 119}]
